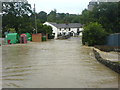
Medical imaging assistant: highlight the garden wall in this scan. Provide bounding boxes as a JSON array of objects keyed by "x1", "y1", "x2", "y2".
[{"x1": 32, "y1": 33, "x2": 42, "y2": 42}]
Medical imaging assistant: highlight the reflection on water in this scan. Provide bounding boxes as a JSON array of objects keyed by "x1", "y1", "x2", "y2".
[{"x1": 2, "y1": 37, "x2": 119, "y2": 88}]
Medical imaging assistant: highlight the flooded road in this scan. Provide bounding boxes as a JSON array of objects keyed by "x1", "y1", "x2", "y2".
[
  {"x1": 2, "y1": 37, "x2": 119, "y2": 88},
  {"x1": 0, "y1": 46, "x2": 2, "y2": 89}
]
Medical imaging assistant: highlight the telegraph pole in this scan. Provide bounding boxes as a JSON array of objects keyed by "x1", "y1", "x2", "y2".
[{"x1": 34, "y1": 4, "x2": 37, "y2": 34}]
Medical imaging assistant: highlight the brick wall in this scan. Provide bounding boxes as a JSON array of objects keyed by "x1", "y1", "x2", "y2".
[
  {"x1": 32, "y1": 33, "x2": 42, "y2": 42},
  {"x1": 46, "y1": 34, "x2": 48, "y2": 41}
]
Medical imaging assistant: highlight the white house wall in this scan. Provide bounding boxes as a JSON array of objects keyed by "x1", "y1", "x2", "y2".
[
  {"x1": 44, "y1": 22, "x2": 83, "y2": 38},
  {"x1": 71, "y1": 28, "x2": 77, "y2": 33},
  {"x1": 44, "y1": 22, "x2": 58, "y2": 39},
  {"x1": 58, "y1": 28, "x2": 69, "y2": 35},
  {"x1": 58, "y1": 28, "x2": 83, "y2": 35}
]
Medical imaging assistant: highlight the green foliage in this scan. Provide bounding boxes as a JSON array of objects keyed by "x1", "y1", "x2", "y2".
[
  {"x1": 2, "y1": 2, "x2": 32, "y2": 16},
  {"x1": 81, "y1": 2, "x2": 119, "y2": 46},
  {"x1": 92, "y1": 2, "x2": 119, "y2": 33},
  {"x1": 2, "y1": 2, "x2": 33, "y2": 36},
  {"x1": 82, "y1": 22, "x2": 107, "y2": 46},
  {"x1": 79, "y1": 9, "x2": 96, "y2": 24},
  {"x1": 37, "y1": 24, "x2": 52, "y2": 35},
  {"x1": 80, "y1": 2, "x2": 120, "y2": 34},
  {"x1": 47, "y1": 9, "x2": 57, "y2": 22},
  {"x1": 37, "y1": 11, "x2": 47, "y2": 23},
  {"x1": 2, "y1": 2, "x2": 54, "y2": 38},
  {"x1": 47, "y1": 10, "x2": 81, "y2": 23}
]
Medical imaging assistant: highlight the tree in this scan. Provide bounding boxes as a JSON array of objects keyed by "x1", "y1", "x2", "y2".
[
  {"x1": 37, "y1": 11, "x2": 47, "y2": 23},
  {"x1": 82, "y1": 22, "x2": 107, "y2": 46},
  {"x1": 92, "y1": 2, "x2": 119, "y2": 33},
  {"x1": 37, "y1": 24, "x2": 52, "y2": 35},
  {"x1": 2, "y1": 2, "x2": 32, "y2": 37},
  {"x1": 80, "y1": 2, "x2": 120, "y2": 34},
  {"x1": 2, "y1": 2, "x2": 32, "y2": 16},
  {"x1": 55, "y1": 13, "x2": 66, "y2": 23},
  {"x1": 79, "y1": 9, "x2": 95, "y2": 24},
  {"x1": 47, "y1": 9, "x2": 57, "y2": 22}
]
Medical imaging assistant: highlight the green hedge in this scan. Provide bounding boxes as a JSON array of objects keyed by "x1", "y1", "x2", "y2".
[{"x1": 82, "y1": 22, "x2": 107, "y2": 46}]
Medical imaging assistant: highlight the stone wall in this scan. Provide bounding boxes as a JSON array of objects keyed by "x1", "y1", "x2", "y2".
[
  {"x1": 93, "y1": 49, "x2": 120, "y2": 74},
  {"x1": 94, "y1": 45, "x2": 120, "y2": 52}
]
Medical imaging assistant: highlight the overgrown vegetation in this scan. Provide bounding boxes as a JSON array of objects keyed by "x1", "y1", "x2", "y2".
[
  {"x1": 82, "y1": 22, "x2": 107, "y2": 46},
  {"x1": 2, "y1": 2, "x2": 53, "y2": 38},
  {"x1": 82, "y1": 2, "x2": 120, "y2": 46}
]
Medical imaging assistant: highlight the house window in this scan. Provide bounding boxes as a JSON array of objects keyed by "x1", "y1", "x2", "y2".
[
  {"x1": 64, "y1": 28, "x2": 66, "y2": 30},
  {"x1": 77, "y1": 28, "x2": 80, "y2": 35},
  {"x1": 59, "y1": 28, "x2": 61, "y2": 31},
  {"x1": 77, "y1": 28, "x2": 79, "y2": 32},
  {"x1": 69, "y1": 28, "x2": 71, "y2": 31}
]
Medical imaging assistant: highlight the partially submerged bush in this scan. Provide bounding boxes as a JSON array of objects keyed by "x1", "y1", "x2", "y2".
[{"x1": 82, "y1": 22, "x2": 107, "y2": 46}]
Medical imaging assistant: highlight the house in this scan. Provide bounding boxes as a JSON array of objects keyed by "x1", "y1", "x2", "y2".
[{"x1": 44, "y1": 22, "x2": 83, "y2": 39}]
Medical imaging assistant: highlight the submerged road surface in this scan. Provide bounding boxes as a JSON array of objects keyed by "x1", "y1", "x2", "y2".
[{"x1": 2, "y1": 37, "x2": 119, "y2": 88}]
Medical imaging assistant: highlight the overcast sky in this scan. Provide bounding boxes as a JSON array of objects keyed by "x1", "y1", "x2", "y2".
[{"x1": 28, "y1": 0, "x2": 91, "y2": 14}]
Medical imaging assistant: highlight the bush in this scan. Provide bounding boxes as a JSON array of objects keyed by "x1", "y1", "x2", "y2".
[
  {"x1": 82, "y1": 22, "x2": 107, "y2": 46},
  {"x1": 37, "y1": 24, "x2": 53, "y2": 36}
]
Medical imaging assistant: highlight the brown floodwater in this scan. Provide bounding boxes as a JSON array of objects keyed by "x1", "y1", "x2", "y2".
[
  {"x1": 0, "y1": 46, "x2": 2, "y2": 89},
  {"x1": 2, "y1": 37, "x2": 119, "y2": 88}
]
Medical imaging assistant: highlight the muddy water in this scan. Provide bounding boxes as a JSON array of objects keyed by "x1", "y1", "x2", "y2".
[
  {"x1": 0, "y1": 46, "x2": 2, "y2": 89},
  {"x1": 2, "y1": 37, "x2": 119, "y2": 88}
]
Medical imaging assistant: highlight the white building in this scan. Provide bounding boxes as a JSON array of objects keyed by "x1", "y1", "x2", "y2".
[
  {"x1": 88, "y1": 0, "x2": 120, "y2": 11},
  {"x1": 44, "y1": 22, "x2": 83, "y2": 39},
  {"x1": 88, "y1": 1, "x2": 98, "y2": 11}
]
